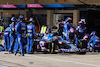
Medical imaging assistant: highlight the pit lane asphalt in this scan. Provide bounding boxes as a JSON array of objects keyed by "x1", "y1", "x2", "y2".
[{"x1": 0, "y1": 51, "x2": 100, "y2": 67}]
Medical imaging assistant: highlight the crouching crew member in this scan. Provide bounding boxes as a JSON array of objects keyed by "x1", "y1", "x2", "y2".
[
  {"x1": 88, "y1": 31, "x2": 100, "y2": 52},
  {"x1": 67, "y1": 27, "x2": 75, "y2": 42},
  {"x1": 26, "y1": 18, "x2": 36, "y2": 54}
]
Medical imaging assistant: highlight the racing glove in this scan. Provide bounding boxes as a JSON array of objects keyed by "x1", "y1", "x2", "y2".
[
  {"x1": 22, "y1": 33, "x2": 25, "y2": 37},
  {"x1": 26, "y1": 34, "x2": 30, "y2": 37}
]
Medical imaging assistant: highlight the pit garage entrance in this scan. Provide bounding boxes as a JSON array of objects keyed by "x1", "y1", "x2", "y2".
[{"x1": 80, "y1": 10, "x2": 100, "y2": 36}]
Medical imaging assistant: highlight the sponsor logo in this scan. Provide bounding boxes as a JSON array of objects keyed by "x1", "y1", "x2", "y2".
[
  {"x1": 4, "y1": 32, "x2": 8, "y2": 34},
  {"x1": 28, "y1": 26, "x2": 32, "y2": 29},
  {"x1": 21, "y1": 23, "x2": 26, "y2": 26},
  {"x1": 30, "y1": 5, "x2": 36, "y2": 7},
  {"x1": 95, "y1": 45, "x2": 100, "y2": 47},
  {"x1": 28, "y1": 30, "x2": 32, "y2": 32},
  {"x1": 95, "y1": 40, "x2": 100, "y2": 42},
  {"x1": 21, "y1": 27, "x2": 26, "y2": 30},
  {"x1": 4, "y1": 5, "x2": 10, "y2": 7}
]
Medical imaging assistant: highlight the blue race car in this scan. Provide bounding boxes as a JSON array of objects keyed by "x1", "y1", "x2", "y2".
[{"x1": 37, "y1": 33, "x2": 87, "y2": 54}]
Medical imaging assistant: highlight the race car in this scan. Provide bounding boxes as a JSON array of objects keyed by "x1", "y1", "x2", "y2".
[{"x1": 36, "y1": 33, "x2": 87, "y2": 54}]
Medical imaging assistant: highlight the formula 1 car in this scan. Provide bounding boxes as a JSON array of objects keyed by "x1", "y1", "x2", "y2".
[{"x1": 36, "y1": 33, "x2": 87, "y2": 54}]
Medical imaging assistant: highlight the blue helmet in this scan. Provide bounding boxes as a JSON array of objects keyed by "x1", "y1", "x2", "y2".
[
  {"x1": 29, "y1": 18, "x2": 34, "y2": 22},
  {"x1": 86, "y1": 34, "x2": 89, "y2": 36},
  {"x1": 70, "y1": 27, "x2": 75, "y2": 29},
  {"x1": 70, "y1": 27, "x2": 75, "y2": 33},
  {"x1": 11, "y1": 17, "x2": 16, "y2": 21},
  {"x1": 19, "y1": 15, "x2": 24, "y2": 20},
  {"x1": 90, "y1": 31, "x2": 96, "y2": 36}
]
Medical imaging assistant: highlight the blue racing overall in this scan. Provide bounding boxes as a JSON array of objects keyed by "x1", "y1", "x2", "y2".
[{"x1": 26, "y1": 23, "x2": 36, "y2": 53}]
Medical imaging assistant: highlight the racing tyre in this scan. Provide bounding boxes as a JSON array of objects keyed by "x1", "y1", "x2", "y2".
[
  {"x1": 49, "y1": 42, "x2": 58, "y2": 54},
  {"x1": 98, "y1": 49, "x2": 100, "y2": 52},
  {"x1": 50, "y1": 43, "x2": 59, "y2": 54},
  {"x1": 50, "y1": 43, "x2": 54, "y2": 54},
  {"x1": 54, "y1": 45, "x2": 59, "y2": 54}
]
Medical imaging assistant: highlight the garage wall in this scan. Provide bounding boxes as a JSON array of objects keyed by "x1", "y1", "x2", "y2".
[
  {"x1": 33, "y1": 10, "x2": 47, "y2": 14},
  {"x1": 2, "y1": 10, "x2": 26, "y2": 17}
]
